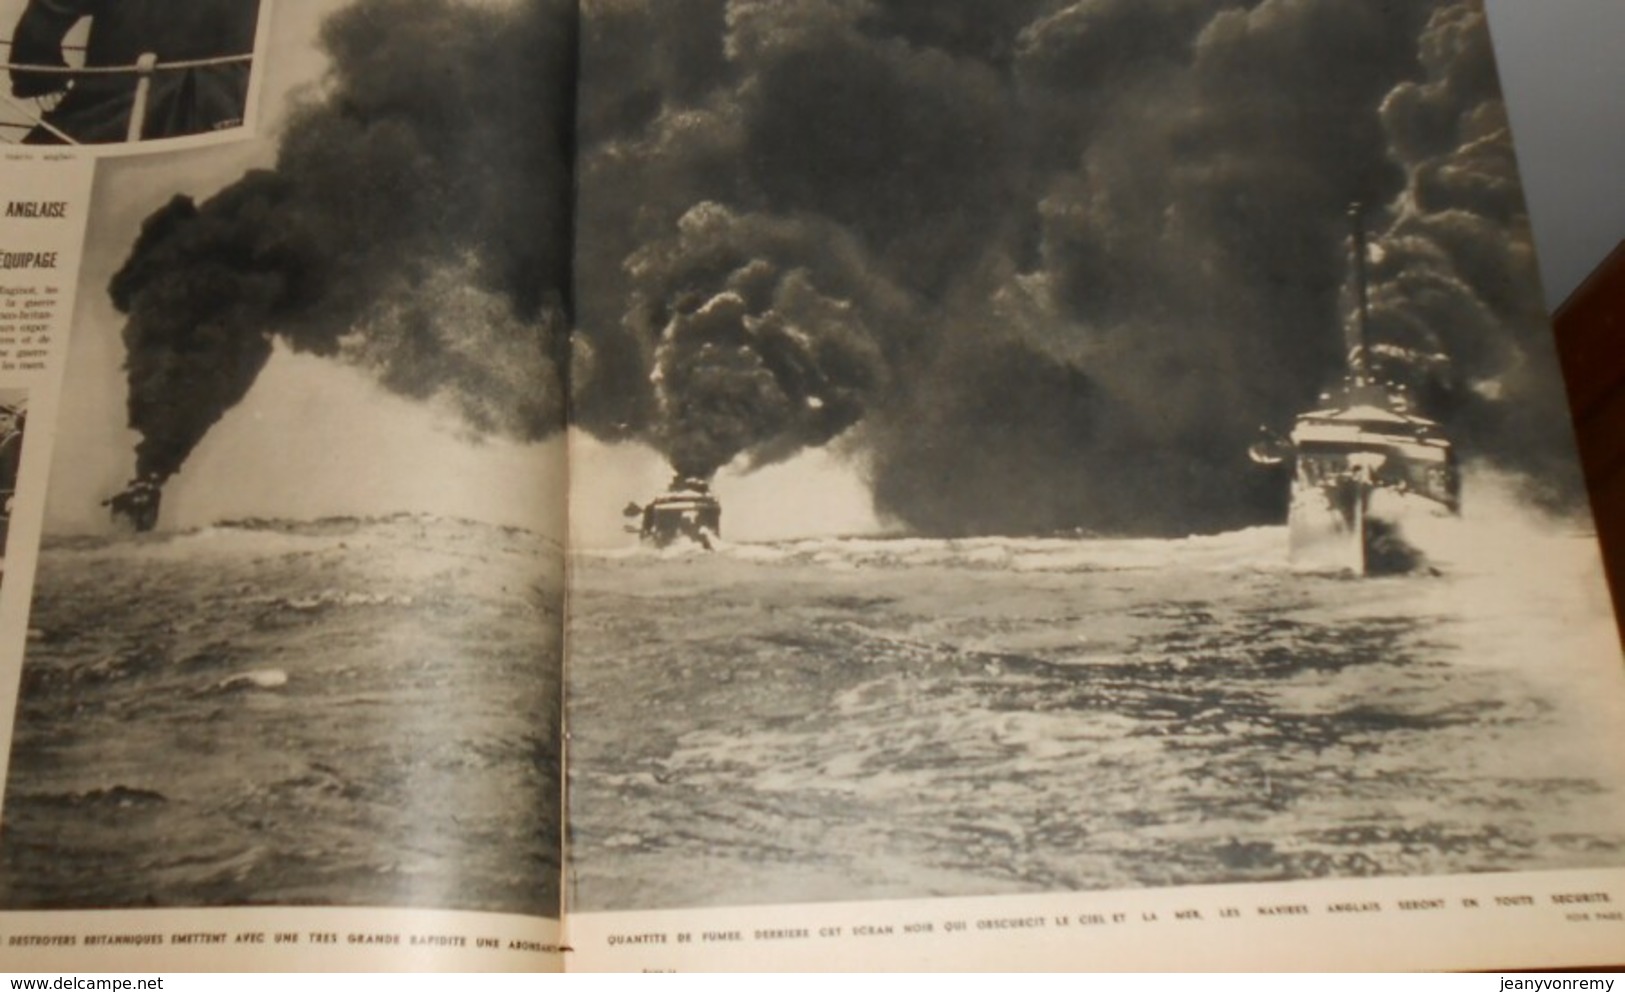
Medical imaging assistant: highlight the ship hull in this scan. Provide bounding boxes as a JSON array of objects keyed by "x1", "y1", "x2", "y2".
[
  {"x1": 1289, "y1": 474, "x2": 1455, "y2": 575},
  {"x1": 1289, "y1": 474, "x2": 1367, "y2": 574}
]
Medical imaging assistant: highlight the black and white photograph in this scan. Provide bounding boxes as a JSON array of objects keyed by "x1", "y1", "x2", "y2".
[
  {"x1": 0, "y1": 0, "x2": 264, "y2": 148},
  {"x1": 0, "y1": 0, "x2": 575, "y2": 916},
  {"x1": 563, "y1": 0, "x2": 1625, "y2": 912},
  {"x1": 0, "y1": 389, "x2": 26, "y2": 581}
]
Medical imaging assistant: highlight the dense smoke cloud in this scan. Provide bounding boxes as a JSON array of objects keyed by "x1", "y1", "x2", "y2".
[
  {"x1": 572, "y1": 0, "x2": 1573, "y2": 535},
  {"x1": 111, "y1": 0, "x2": 575, "y2": 484},
  {"x1": 1366, "y1": 1, "x2": 1579, "y2": 502},
  {"x1": 629, "y1": 202, "x2": 899, "y2": 478},
  {"x1": 905, "y1": 0, "x2": 1446, "y2": 534},
  {"x1": 114, "y1": 0, "x2": 1570, "y2": 535}
]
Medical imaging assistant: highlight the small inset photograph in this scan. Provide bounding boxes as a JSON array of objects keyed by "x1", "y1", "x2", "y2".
[
  {"x1": 0, "y1": 0, "x2": 263, "y2": 149},
  {"x1": 0, "y1": 389, "x2": 25, "y2": 581},
  {"x1": 0, "y1": 0, "x2": 575, "y2": 918}
]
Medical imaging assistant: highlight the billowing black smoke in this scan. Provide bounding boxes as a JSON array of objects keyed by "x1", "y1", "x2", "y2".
[
  {"x1": 622, "y1": 202, "x2": 909, "y2": 479},
  {"x1": 1365, "y1": 1, "x2": 1581, "y2": 504},
  {"x1": 868, "y1": 0, "x2": 1444, "y2": 535},
  {"x1": 116, "y1": 0, "x2": 1573, "y2": 536},
  {"x1": 110, "y1": 0, "x2": 576, "y2": 486},
  {"x1": 582, "y1": 0, "x2": 1572, "y2": 536}
]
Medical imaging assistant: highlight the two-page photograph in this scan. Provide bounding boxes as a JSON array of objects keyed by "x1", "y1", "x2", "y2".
[{"x1": 2, "y1": 0, "x2": 1624, "y2": 973}]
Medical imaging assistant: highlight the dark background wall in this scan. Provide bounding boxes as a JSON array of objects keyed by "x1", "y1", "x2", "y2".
[{"x1": 1485, "y1": 0, "x2": 1625, "y2": 309}]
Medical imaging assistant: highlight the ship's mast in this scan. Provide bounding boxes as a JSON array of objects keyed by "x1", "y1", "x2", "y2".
[{"x1": 1348, "y1": 202, "x2": 1372, "y2": 386}]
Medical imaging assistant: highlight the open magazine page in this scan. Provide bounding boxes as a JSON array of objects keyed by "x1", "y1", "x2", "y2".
[
  {"x1": 563, "y1": 0, "x2": 1625, "y2": 971},
  {"x1": 0, "y1": 0, "x2": 575, "y2": 971}
]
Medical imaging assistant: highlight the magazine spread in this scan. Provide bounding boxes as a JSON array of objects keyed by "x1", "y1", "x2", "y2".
[{"x1": 2, "y1": 0, "x2": 1624, "y2": 973}]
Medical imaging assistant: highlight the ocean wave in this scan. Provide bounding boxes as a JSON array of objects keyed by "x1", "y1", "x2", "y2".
[{"x1": 579, "y1": 526, "x2": 1293, "y2": 574}]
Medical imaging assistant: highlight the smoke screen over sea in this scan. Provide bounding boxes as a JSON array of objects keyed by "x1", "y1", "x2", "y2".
[
  {"x1": 109, "y1": 0, "x2": 577, "y2": 487},
  {"x1": 111, "y1": 0, "x2": 1576, "y2": 536}
]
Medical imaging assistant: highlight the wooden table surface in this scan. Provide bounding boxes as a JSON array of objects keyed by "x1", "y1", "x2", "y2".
[{"x1": 1554, "y1": 239, "x2": 1625, "y2": 629}]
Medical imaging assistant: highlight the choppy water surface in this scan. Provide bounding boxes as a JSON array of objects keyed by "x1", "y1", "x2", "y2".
[
  {"x1": 0, "y1": 517, "x2": 563, "y2": 915},
  {"x1": 567, "y1": 525, "x2": 1625, "y2": 911}
]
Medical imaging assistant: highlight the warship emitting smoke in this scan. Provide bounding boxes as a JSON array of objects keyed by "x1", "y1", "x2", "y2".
[
  {"x1": 584, "y1": 0, "x2": 1567, "y2": 538},
  {"x1": 108, "y1": 0, "x2": 1569, "y2": 536}
]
